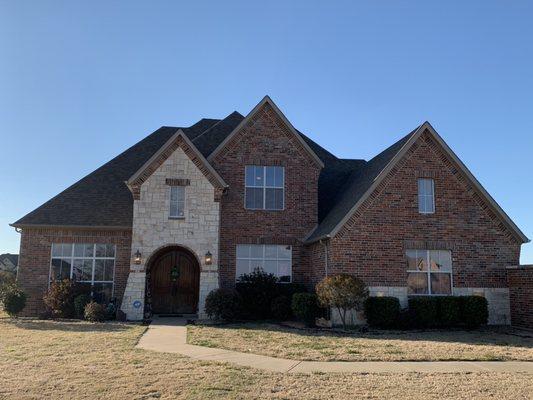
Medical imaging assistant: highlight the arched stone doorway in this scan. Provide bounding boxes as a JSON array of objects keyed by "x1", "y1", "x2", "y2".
[{"x1": 145, "y1": 246, "x2": 200, "y2": 316}]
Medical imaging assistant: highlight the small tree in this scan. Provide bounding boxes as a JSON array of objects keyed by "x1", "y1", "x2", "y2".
[{"x1": 316, "y1": 274, "x2": 368, "y2": 330}]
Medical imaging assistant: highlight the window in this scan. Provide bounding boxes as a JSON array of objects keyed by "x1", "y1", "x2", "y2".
[
  {"x1": 50, "y1": 243, "x2": 116, "y2": 302},
  {"x1": 245, "y1": 166, "x2": 284, "y2": 210},
  {"x1": 418, "y1": 178, "x2": 435, "y2": 214},
  {"x1": 406, "y1": 249, "x2": 452, "y2": 295},
  {"x1": 236, "y1": 244, "x2": 292, "y2": 282},
  {"x1": 169, "y1": 186, "x2": 185, "y2": 218}
]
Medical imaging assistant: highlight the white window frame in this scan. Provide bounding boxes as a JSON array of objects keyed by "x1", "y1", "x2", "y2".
[
  {"x1": 244, "y1": 166, "x2": 285, "y2": 210},
  {"x1": 49, "y1": 243, "x2": 116, "y2": 300},
  {"x1": 169, "y1": 186, "x2": 186, "y2": 219},
  {"x1": 235, "y1": 244, "x2": 292, "y2": 282},
  {"x1": 406, "y1": 249, "x2": 453, "y2": 296},
  {"x1": 418, "y1": 178, "x2": 435, "y2": 214}
]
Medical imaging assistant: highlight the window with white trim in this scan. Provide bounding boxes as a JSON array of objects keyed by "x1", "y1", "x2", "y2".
[
  {"x1": 245, "y1": 166, "x2": 284, "y2": 210},
  {"x1": 169, "y1": 186, "x2": 185, "y2": 218},
  {"x1": 418, "y1": 178, "x2": 435, "y2": 214},
  {"x1": 406, "y1": 249, "x2": 452, "y2": 295},
  {"x1": 50, "y1": 243, "x2": 116, "y2": 302},
  {"x1": 236, "y1": 244, "x2": 292, "y2": 282}
]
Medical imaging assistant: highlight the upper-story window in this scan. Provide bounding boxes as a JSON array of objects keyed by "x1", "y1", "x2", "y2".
[
  {"x1": 169, "y1": 186, "x2": 185, "y2": 218},
  {"x1": 418, "y1": 178, "x2": 435, "y2": 214},
  {"x1": 245, "y1": 166, "x2": 284, "y2": 210}
]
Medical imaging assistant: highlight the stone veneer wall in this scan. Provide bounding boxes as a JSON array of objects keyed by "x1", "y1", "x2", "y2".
[
  {"x1": 507, "y1": 266, "x2": 533, "y2": 329},
  {"x1": 120, "y1": 146, "x2": 220, "y2": 320},
  {"x1": 330, "y1": 286, "x2": 510, "y2": 326}
]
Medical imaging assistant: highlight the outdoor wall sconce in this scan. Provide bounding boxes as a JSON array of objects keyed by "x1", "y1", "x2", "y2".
[
  {"x1": 134, "y1": 249, "x2": 142, "y2": 265},
  {"x1": 205, "y1": 251, "x2": 213, "y2": 265}
]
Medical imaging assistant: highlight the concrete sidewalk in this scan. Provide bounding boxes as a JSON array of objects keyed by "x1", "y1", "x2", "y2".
[{"x1": 136, "y1": 318, "x2": 533, "y2": 374}]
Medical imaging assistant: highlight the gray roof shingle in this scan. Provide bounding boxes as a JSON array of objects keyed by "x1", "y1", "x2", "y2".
[
  {"x1": 306, "y1": 128, "x2": 418, "y2": 241},
  {"x1": 12, "y1": 116, "x2": 235, "y2": 228},
  {"x1": 13, "y1": 110, "x2": 416, "y2": 241}
]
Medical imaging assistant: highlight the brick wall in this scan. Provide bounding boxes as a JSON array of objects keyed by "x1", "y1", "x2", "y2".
[
  {"x1": 317, "y1": 129, "x2": 521, "y2": 290},
  {"x1": 17, "y1": 228, "x2": 131, "y2": 316},
  {"x1": 507, "y1": 266, "x2": 533, "y2": 329},
  {"x1": 212, "y1": 102, "x2": 321, "y2": 288}
]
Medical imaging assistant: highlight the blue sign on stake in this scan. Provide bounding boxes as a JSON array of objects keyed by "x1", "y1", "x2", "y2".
[{"x1": 133, "y1": 300, "x2": 142, "y2": 309}]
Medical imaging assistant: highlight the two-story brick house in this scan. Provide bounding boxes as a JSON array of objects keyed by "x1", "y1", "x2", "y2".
[{"x1": 12, "y1": 96, "x2": 529, "y2": 324}]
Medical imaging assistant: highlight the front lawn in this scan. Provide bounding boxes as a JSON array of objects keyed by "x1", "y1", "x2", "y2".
[
  {"x1": 187, "y1": 323, "x2": 533, "y2": 362},
  {"x1": 1, "y1": 313, "x2": 532, "y2": 399}
]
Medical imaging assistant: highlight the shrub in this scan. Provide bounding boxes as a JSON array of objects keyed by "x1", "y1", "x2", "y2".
[
  {"x1": 105, "y1": 302, "x2": 117, "y2": 320},
  {"x1": 205, "y1": 288, "x2": 242, "y2": 321},
  {"x1": 276, "y1": 283, "x2": 307, "y2": 299},
  {"x1": 292, "y1": 292, "x2": 319, "y2": 326},
  {"x1": 316, "y1": 274, "x2": 368, "y2": 330},
  {"x1": 0, "y1": 270, "x2": 16, "y2": 287},
  {"x1": 461, "y1": 295, "x2": 488, "y2": 328},
  {"x1": 0, "y1": 284, "x2": 26, "y2": 317},
  {"x1": 436, "y1": 296, "x2": 462, "y2": 327},
  {"x1": 270, "y1": 295, "x2": 292, "y2": 321},
  {"x1": 74, "y1": 294, "x2": 92, "y2": 319},
  {"x1": 84, "y1": 301, "x2": 107, "y2": 322},
  {"x1": 408, "y1": 297, "x2": 438, "y2": 328},
  {"x1": 236, "y1": 269, "x2": 279, "y2": 319},
  {"x1": 364, "y1": 297, "x2": 400, "y2": 329},
  {"x1": 43, "y1": 279, "x2": 87, "y2": 318}
]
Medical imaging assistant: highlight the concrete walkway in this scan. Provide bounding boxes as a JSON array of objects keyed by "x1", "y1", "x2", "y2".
[{"x1": 136, "y1": 318, "x2": 533, "y2": 374}]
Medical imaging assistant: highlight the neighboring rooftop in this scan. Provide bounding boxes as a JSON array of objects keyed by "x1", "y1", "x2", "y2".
[{"x1": 0, "y1": 253, "x2": 18, "y2": 267}]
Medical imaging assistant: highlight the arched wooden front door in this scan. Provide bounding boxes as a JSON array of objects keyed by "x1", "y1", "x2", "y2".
[{"x1": 150, "y1": 248, "x2": 200, "y2": 314}]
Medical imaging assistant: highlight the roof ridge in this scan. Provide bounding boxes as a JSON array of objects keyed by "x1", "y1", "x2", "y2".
[{"x1": 191, "y1": 113, "x2": 235, "y2": 143}]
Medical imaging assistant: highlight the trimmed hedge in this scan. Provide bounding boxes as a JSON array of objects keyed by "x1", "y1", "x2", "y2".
[
  {"x1": 437, "y1": 296, "x2": 462, "y2": 327},
  {"x1": 462, "y1": 295, "x2": 489, "y2": 328},
  {"x1": 408, "y1": 297, "x2": 439, "y2": 328},
  {"x1": 407, "y1": 296, "x2": 489, "y2": 329},
  {"x1": 236, "y1": 270, "x2": 280, "y2": 319},
  {"x1": 205, "y1": 288, "x2": 242, "y2": 321},
  {"x1": 364, "y1": 295, "x2": 489, "y2": 329},
  {"x1": 364, "y1": 297, "x2": 400, "y2": 328},
  {"x1": 270, "y1": 295, "x2": 292, "y2": 321},
  {"x1": 292, "y1": 293, "x2": 320, "y2": 326}
]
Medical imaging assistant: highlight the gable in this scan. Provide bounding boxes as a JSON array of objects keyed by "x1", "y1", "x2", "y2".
[
  {"x1": 127, "y1": 130, "x2": 227, "y2": 201},
  {"x1": 208, "y1": 96, "x2": 324, "y2": 169},
  {"x1": 311, "y1": 123, "x2": 528, "y2": 244}
]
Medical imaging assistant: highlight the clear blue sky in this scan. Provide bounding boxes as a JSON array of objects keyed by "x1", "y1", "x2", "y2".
[{"x1": 1, "y1": 1, "x2": 532, "y2": 263}]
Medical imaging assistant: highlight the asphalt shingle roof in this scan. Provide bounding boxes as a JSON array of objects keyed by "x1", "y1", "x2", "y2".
[
  {"x1": 0, "y1": 253, "x2": 18, "y2": 267},
  {"x1": 13, "y1": 110, "x2": 416, "y2": 242},
  {"x1": 307, "y1": 128, "x2": 418, "y2": 241},
  {"x1": 13, "y1": 116, "x2": 233, "y2": 228}
]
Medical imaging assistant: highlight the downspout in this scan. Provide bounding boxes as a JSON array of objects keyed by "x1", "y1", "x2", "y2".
[
  {"x1": 319, "y1": 235, "x2": 331, "y2": 278},
  {"x1": 319, "y1": 235, "x2": 331, "y2": 321}
]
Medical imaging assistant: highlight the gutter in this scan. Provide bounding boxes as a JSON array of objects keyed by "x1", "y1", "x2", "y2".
[{"x1": 10, "y1": 223, "x2": 132, "y2": 231}]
